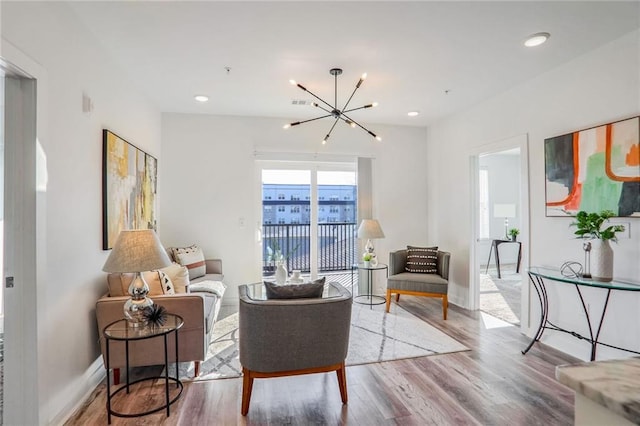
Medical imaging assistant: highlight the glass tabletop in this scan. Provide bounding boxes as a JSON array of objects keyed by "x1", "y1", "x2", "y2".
[
  {"x1": 245, "y1": 281, "x2": 346, "y2": 301},
  {"x1": 528, "y1": 266, "x2": 640, "y2": 292},
  {"x1": 104, "y1": 314, "x2": 184, "y2": 341},
  {"x1": 353, "y1": 263, "x2": 388, "y2": 270}
]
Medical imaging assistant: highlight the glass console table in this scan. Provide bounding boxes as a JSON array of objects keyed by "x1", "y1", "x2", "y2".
[{"x1": 524, "y1": 267, "x2": 640, "y2": 361}]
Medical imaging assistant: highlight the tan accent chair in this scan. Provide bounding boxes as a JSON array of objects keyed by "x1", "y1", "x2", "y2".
[
  {"x1": 96, "y1": 259, "x2": 224, "y2": 384},
  {"x1": 385, "y1": 249, "x2": 450, "y2": 319},
  {"x1": 238, "y1": 282, "x2": 352, "y2": 416}
]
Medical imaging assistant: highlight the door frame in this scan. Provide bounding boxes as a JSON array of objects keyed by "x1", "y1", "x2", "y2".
[
  {"x1": 1, "y1": 39, "x2": 47, "y2": 425},
  {"x1": 469, "y1": 134, "x2": 531, "y2": 333}
]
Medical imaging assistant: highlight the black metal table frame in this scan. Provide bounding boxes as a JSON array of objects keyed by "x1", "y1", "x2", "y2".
[
  {"x1": 523, "y1": 271, "x2": 640, "y2": 361},
  {"x1": 485, "y1": 239, "x2": 522, "y2": 279},
  {"x1": 104, "y1": 316, "x2": 184, "y2": 424},
  {"x1": 351, "y1": 263, "x2": 388, "y2": 308}
]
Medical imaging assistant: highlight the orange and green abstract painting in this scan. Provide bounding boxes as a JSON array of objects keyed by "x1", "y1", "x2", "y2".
[
  {"x1": 545, "y1": 116, "x2": 640, "y2": 217},
  {"x1": 103, "y1": 130, "x2": 158, "y2": 249}
]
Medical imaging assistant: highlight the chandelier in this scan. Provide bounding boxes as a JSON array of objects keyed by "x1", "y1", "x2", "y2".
[{"x1": 284, "y1": 68, "x2": 381, "y2": 144}]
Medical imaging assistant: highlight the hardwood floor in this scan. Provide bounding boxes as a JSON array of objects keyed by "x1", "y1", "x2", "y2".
[{"x1": 66, "y1": 296, "x2": 578, "y2": 425}]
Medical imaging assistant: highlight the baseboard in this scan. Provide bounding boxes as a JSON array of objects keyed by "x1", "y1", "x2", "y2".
[{"x1": 49, "y1": 356, "x2": 105, "y2": 425}]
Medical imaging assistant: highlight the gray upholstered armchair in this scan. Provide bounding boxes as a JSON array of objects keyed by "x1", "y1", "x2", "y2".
[
  {"x1": 238, "y1": 282, "x2": 352, "y2": 416},
  {"x1": 386, "y1": 249, "x2": 450, "y2": 319}
]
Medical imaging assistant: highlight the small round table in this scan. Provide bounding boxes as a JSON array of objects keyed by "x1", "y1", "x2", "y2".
[
  {"x1": 351, "y1": 263, "x2": 388, "y2": 308},
  {"x1": 103, "y1": 314, "x2": 184, "y2": 424}
]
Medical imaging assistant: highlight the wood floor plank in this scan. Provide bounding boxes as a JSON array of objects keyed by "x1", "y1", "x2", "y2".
[{"x1": 66, "y1": 296, "x2": 578, "y2": 425}]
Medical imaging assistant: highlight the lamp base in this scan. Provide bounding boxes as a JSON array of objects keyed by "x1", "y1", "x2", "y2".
[{"x1": 124, "y1": 272, "x2": 153, "y2": 327}]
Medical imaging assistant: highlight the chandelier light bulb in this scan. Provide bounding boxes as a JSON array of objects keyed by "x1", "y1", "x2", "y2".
[
  {"x1": 361, "y1": 73, "x2": 367, "y2": 80},
  {"x1": 283, "y1": 124, "x2": 291, "y2": 129},
  {"x1": 322, "y1": 139, "x2": 327, "y2": 145},
  {"x1": 375, "y1": 136, "x2": 382, "y2": 141},
  {"x1": 407, "y1": 111, "x2": 419, "y2": 117},
  {"x1": 289, "y1": 79, "x2": 297, "y2": 85},
  {"x1": 194, "y1": 95, "x2": 209, "y2": 102},
  {"x1": 372, "y1": 102, "x2": 379, "y2": 107}
]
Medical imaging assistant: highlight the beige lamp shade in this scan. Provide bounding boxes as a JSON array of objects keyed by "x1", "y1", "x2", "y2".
[
  {"x1": 102, "y1": 229, "x2": 172, "y2": 273},
  {"x1": 357, "y1": 219, "x2": 385, "y2": 239}
]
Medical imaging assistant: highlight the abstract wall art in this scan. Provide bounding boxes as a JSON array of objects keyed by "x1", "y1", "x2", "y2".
[
  {"x1": 545, "y1": 116, "x2": 640, "y2": 217},
  {"x1": 102, "y1": 130, "x2": 158, "y2": 250}
]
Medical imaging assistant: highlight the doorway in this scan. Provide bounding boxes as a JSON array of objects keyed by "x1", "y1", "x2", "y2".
[
  {"x1": 259, "y1": 162, "x2": 357, "y2": 287},
  {"x1": 470, "y1": 135, "x2": 530, "y2": 331}
]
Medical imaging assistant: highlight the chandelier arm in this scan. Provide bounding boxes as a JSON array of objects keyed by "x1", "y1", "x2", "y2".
[
  {"x1": 325, "y1": 117, "x2": 341, "y2": 140},
  {"x1": 342, "y1": 104, "x2": 372, "y2": 114},
  {"x1": 341, "y1": 113, "x2": 379, "y2": 139},
  {"x1": 292, "y1": 113, "x2": 334, "y2": 126},
  {"x1": 339, "y1": 77, "x2": 364, "y2": 115},
  {"x1": 312, "y1": 103, "x2": 333, "y2": 115},
  {"x1": 296, "y1": 84, "x2": 334, "y2": 111}
]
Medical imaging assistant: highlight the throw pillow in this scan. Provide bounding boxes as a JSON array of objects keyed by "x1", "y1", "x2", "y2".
[
  {"x1": 264, "y1": 277, "x2": 326, "y2": 299},
  {"x1": 160, "y1": 262, "x2": 190, "y2": 293},
  {"x1": 158, "y1": 270, "x2": 175, "y2": 295},
  {"x1": 405, "y1": 245, "x2": 438, "y2": 274},
  {"x1": 171, "y1": 245, "x2": 206, "y2": 280}
]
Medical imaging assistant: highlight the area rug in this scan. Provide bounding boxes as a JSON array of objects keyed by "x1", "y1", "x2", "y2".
[
  {"x1": 167, "y1": 302, "x2": 468, "y2": 381},
  {"x1": 480, "y1": 268, "x2": 522, "y2": 325}
]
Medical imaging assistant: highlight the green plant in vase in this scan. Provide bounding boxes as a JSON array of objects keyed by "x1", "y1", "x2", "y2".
[
  {"x1": 570, "y1": 210, "x2": 625, "y2": 282},
  {"x1": 508, "y1": 228, "x2": 520, "y2": 241}
]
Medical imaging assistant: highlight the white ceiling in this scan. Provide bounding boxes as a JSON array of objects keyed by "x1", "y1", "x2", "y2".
[{"x1": 68, "y1": 1, "x2": 639, "y2": 127}]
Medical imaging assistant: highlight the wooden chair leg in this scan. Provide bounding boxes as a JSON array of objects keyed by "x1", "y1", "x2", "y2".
[
  {"x1": 113, "y1": 368, "x2": 120, "y2": 386},
  {"x1": 194, "y1": 361, "x2": 200, "y2": 378},
  {"x1": 385, "y1": 290, "x2": 392, "y2": 312},
  {"x1": 395, "y1": 293, "x2": 400, "y2": 302},
  {"x1": 442, "y1": 295, "x2": 448, "y2": 320},
  {"x1": 336, "y1": 363, "x2": 348, "y2": 404},
  {"x1": 241, "y1": 367, "x2": 254, "y2": 416}
]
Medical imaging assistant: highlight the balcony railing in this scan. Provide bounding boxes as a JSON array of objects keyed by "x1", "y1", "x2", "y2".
[{"x1": 262, "y1": 222, "x2": 357, "y2": 274}]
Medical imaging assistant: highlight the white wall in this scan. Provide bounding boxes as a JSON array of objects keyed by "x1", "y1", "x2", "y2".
[
  {"x1": 427, "y1": 30, "x2": 640, "y2": 360},
  {"x1": 160, "y1": 114, "x2": 429, "y2": 302},
  {"x1": 2, "y1": 2, "x2": 160, "y2": 423}
]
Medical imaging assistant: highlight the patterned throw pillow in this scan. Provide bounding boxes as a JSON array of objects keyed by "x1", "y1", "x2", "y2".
[
  {"x1": 171, "y1": 245, "x2": 206, "y2": 280},
  {"x1": 160, "y1": 262, "x2": 190, "y2": 293},
  {"x1": 158, "y1": 270, "x2": 175, "y2": 295},
  {"x1": 405, "y1": 245, "x2": 438, "y2": 274}
]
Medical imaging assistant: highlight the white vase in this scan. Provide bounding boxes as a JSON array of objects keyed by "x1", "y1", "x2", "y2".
[
  {"x1": 590, "y1": 239, "x2": 613, "y2": 282},
  {"x1": 275, "y1": 262, "x2": 288, "y2": 284}
]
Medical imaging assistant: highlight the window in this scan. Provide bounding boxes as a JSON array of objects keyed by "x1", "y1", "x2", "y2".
[
  {"x1": 278, "y1": 206, "x2": 285, "y2": 212},
  {"x1": 291, "y1": 206, "x2": 300, "y2": 213},
  {"x1": 278, "y1": 194, "x2": 285, "y2": 200}
]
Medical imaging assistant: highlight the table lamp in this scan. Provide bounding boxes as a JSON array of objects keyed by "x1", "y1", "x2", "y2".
[
  {"x1": 357, "y1": 219, "x2": 385, "y2": 266},
  {"x1": 493, "y1": 204, "x2": 516, "y2": 240},
  {"x1": 102, "y1": 229, "x2": 172, "y2": 327}
]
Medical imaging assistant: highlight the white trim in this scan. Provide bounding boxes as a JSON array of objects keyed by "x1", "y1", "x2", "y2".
[
  {"x1": 1, "y1": 37, "x2": 48, "y2": 426},
  {"x1": 468, "y1": 134, "x2": 531, "y2": 335},
  {"x1": 50, "y1": 357, "x2": 105, "y2": 425}
]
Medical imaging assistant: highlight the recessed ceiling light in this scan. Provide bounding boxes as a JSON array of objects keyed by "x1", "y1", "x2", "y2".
[
  {"x1": 524, "y1": 32, "x2": 550, "y2": 47},
  {"x1": 407, "y1": 111, "x2": 419, "y2": 117},
  {"x1": 194, "y1": 95, "x2": 209, "y2": 102}
]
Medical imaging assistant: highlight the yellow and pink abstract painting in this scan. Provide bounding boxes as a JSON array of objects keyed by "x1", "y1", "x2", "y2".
[
  {"x1": 103, "y1": 130, "x2": 157, "y2": 249},
  {"x1": 545, "y1": 116, "x2": 640, "y2": 217}
]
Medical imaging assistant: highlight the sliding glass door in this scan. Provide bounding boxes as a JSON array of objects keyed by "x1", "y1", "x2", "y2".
[{"x1": 260, "y1": 163, "x2": 356, "y2": 282}]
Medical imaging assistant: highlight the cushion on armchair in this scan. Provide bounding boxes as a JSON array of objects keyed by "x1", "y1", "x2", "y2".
[
  {"x1": 405, "y1": 245, "x2": 438, "y2": 273},
  {"x1": 264, "y1": 277, "x2": 326, "y2": 299}
]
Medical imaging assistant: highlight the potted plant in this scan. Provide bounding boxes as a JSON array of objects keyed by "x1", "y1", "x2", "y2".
[
  {"x1": 508, "y1": 228, "x2": 520, "y2": 241},
  {"x1": 570, "y1": 210, "x2": 625, "y2": 281},
  {"x1": 363, "y1": 252, "x2": 373, "y2": 268}
]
